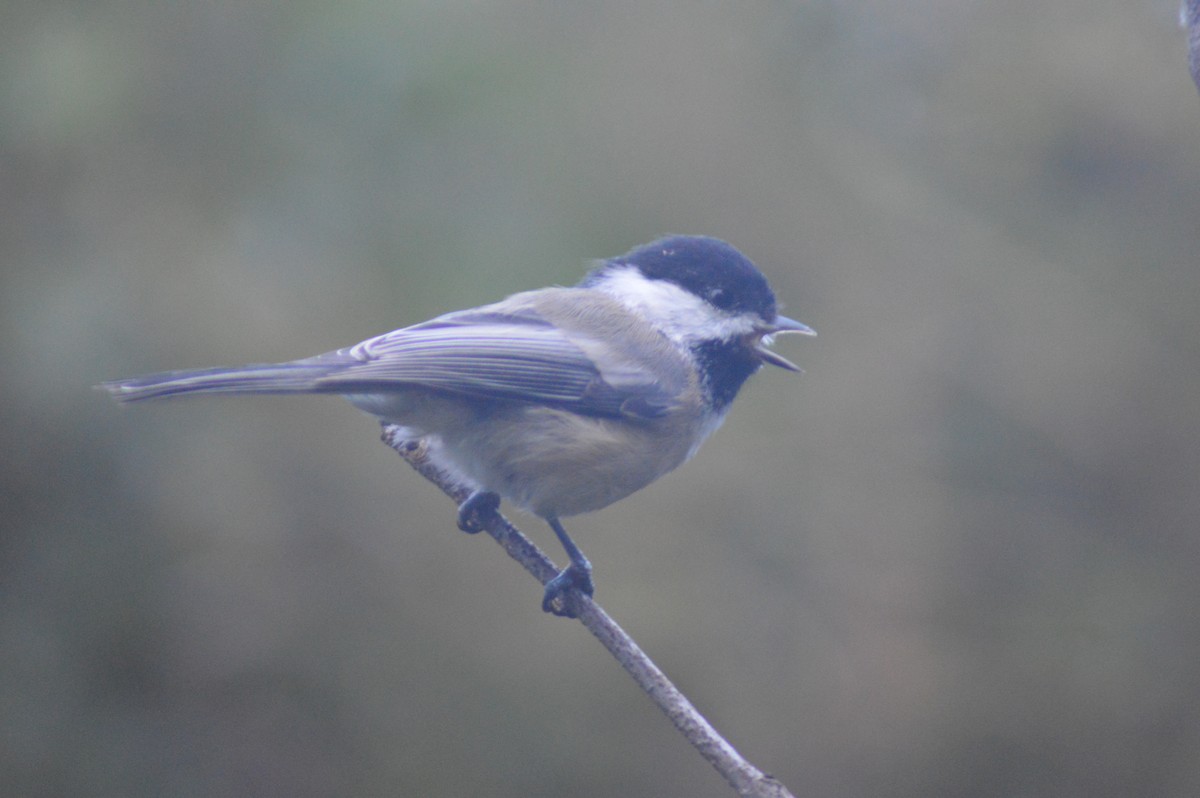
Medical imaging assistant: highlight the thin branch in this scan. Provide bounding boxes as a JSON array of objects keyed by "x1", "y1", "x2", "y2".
[
  {"x1": 1187, "y1": 0, "x2": 1200, "y2": 93},
  {"x1": 380, "y1": 424, "x2": 796, "y2": 798}
]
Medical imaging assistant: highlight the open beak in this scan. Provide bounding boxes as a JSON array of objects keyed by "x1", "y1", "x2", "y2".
[{"x1": 755, "y1": 315, "x2": 816, "y2": 373}]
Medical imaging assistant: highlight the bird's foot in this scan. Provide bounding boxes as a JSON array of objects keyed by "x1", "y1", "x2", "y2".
[
  {"x1": 541, "y1": 559, "x2": 594, "y2": 618},
  {"x1": 456, "y1": 490, "x2": 501, "y2": 534}
]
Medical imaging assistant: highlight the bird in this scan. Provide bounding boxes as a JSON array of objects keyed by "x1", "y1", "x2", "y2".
[{"x1": 102, "y1": 235, "x2": 815, "y2": 617}]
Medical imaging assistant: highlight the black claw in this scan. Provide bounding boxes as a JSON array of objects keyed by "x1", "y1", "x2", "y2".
[
  {"x1": 541, "y1": 562, "x2": 594, "y2": 618},
  {"x1": 456, "y1": 491, "x2": 500, "y2": 534}
]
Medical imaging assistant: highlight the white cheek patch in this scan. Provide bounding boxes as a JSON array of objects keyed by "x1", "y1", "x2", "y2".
[{"x1": 593, "y1": 267, "x2": 758, "y2": 344}]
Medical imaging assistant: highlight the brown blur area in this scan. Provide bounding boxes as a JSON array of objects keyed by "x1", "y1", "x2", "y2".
[{"x1": 3, "y1": 3, "x2": 1199, "y2": 796}]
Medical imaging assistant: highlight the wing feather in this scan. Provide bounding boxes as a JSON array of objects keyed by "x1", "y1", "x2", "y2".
[{"x1": 312, "y1": 307, "x2": 674, "y2": 418}]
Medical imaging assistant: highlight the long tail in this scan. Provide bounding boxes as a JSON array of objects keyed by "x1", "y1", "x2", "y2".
[{"x1": 100, "y1": 361, "x2": 343, "y2": 403}]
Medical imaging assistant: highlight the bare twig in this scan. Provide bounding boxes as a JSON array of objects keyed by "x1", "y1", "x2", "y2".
[
  {"x1": 380, "y1": 424, "x2": 796, "y2": 798},
  {"x1": 1187, "y1": 0, "x2": 1200, "y2": 93}
]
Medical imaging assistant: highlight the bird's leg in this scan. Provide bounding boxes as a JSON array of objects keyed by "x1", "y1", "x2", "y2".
[
  {"x1": 542, "y1": 517, "x2": 594, "y2": 618},
  {"x1": 457, "y1": 490, "x2": 501, "y2": 534}
]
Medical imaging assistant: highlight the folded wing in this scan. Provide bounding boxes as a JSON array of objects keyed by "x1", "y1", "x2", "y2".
[{"x1": 312, "y1": 307, "x2": 678, "y2": 419}]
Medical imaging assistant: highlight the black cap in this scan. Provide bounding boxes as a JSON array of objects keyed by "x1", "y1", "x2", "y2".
[{"x1": 606, "y1": 235, "x2": 780, "y2": 322}]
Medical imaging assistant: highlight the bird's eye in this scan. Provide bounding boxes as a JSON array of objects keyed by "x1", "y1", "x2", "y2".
[{"x1": 707, "y1": 288, "x2": 732, "y2": 308}]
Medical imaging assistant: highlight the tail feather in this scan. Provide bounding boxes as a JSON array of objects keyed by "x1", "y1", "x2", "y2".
[{"x1": 100, "y1": 362, "x2": 340, "y2": 403}]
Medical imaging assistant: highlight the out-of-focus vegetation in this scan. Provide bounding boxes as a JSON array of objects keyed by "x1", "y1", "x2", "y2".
[{"x1": 3, "y1": 3, "x2": 1199, "y2": 796}]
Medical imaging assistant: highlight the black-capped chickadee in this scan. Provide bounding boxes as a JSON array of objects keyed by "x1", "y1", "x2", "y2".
[{"x1": 103, "y1": 236, "x2": 814, "y2": 617}]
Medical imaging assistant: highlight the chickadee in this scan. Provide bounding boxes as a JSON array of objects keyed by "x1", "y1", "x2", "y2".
[{"x1": 103, "y1": 235, "x2": 814, "y2": 617}]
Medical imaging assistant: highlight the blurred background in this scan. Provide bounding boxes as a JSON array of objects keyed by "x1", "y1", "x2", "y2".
[{"x1": 3, "y1": 2, "x2": 1199, "y2": 796}]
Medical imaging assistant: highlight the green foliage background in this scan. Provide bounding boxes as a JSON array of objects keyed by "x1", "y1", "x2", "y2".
[{"x1": 3, "y1": 2, "x2": 1199, "y2": 796}]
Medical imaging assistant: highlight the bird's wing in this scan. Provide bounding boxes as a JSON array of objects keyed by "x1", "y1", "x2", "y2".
[{"x1": 311, "y1": 307, "x2": 678, "y2": 419}]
